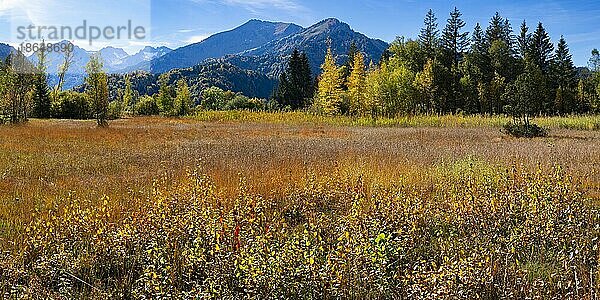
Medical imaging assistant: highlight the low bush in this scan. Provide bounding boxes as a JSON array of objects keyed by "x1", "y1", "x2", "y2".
[
  {"x1": 3, "y1": 163, "x2": 599, "y2": 298},
  {"x1": 51, "y1": 91, "x2": 92, "y2": 120},
  {"x1": 135, "y1": 96, "x2": 160, "y2": 116},
  {"x1": 503, "y1": 122, "x2": 548, "y2": 138}
]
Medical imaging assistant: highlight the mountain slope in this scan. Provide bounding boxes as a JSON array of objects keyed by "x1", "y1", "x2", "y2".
[
  {"x1": 99, "y1": 47, "x2": 129, "y2": 68},
  {"x1": 234, "y1": 18, "x2": 389, "y2": 77},
  {"x1": 115, "y1": 46, "x2": 171, "y2": 71},
  {"x1": 141, "y1": 20, "x2": 303, "y2": 74},
  {"x1": 0, "y1": 43, "x2": 16, "y2": 61},
  {"x1": 165, "y1": 62, "x2": 277, "y2": 99}
]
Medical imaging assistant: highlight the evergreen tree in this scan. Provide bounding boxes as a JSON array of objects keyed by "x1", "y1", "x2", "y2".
[
  {"x1": 441, "y1": 7, "x2": 469, "y2": 111},
  {"x1": 298, "y1": 52, "x2": 314, "y2": 106},
  {"x1": 276, "y1": 49, "x2": 313, "y2": 109},
  {"x1": 471, "y1": 23, "x2": 487, "y2": 54},
  {"x1": 551, "y1": 36, "x2": 576, "y2": 90},
  {"x1": 486, "y1": 12, "x2": 513, "y2": 48},
  {"x1": 348, "y1": 51, "x2": 366, "y2": 115},
  {"x1": 85, "y1": 53, "x2": 109, "y2": 127},
  {"x1": 341, "y1": 42, "x2": 359, "y2": 84},
  {"x1": 529, "y1": 22, "x2": 554, "y2": 75},
  {"x1": 442, "y1": 7, "x2": 470, "y2": 67},
  {"x1": 32, "y1": 43, "x2": 51, "y2": 118},
  {"x1": 315, "y1": 47, "x2": 344, "y2": 115},
  {"x1": 589, "y1": 49, "x2": 600, "y2": 73},
  {"x1": 419, "y1": 9, "x2": 440, "y2": 60},
  {"x1": 517, "y1": 20, "x2": 530, "y2": 59}
]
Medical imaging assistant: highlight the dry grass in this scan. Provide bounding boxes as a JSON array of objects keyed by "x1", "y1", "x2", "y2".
[{"x1": 1, "y1": 116, "x2": 599, "y2": 298}]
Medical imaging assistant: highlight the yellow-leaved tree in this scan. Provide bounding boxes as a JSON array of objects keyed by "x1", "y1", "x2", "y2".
[
  {"x1": 347, "y1": 51, "x2": 366, "y2": 116},
  {"x1": 315, "y1": 47, "x2": 343, "y2": 115}
]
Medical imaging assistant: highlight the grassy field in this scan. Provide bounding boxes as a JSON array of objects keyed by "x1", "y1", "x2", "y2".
[{"x1": 1, "y1": 114, "x2": 599, "y2": 298}]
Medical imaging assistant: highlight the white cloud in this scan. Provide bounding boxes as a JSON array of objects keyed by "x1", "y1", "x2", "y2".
[
  {"x1": 191, "y1": 0, "x2": 305, "y2": 13},
  {"x1": 186, "y1": 34, "x2": 210, "y2": 44}
]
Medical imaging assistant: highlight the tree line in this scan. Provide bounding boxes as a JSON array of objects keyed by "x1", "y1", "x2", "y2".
[
  {"x1": 0, "y1": 45, "x2": 111, "y2": 126},
  {"x1": 277, "y1": 8, "x2": 600, "y2": 121}
]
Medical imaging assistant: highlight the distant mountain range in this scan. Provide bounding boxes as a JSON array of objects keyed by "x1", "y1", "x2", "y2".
[
  {"x1": 138, "y1": 18, "x2": 388, "y2": 77},
  {"x1": 130, "y1": 20, "x2": 303, "y2": 74},
  {"x1": 2, "y1": 18, "x2": 389, "y2": 97}
]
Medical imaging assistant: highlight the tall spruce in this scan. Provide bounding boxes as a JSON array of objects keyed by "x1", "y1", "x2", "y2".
[
  {"x1": 442, "y1": 7, "x2": 469, "y2": 111},
  {"x1": 551, "y1": 36, "x2": 577, "y2": 113},
  {"x1": 529, "y1": 22, "x2": 554, "y2": 75},
  {"x1": 486, "y1": 12, "x2": 512, "y2": 48},
  {"x1": 442, "y1": 7, "x2": 470, "y2": 67},
  {"x1": 517, "y1": 20, "x2": 530, "y2": 59},
  {"x1": 419, "y1": 9, "x2": 440, "y2": 60},
  {"x1": 32, "y1": 43, "x2": 51, "y2": 118},
  {"x1": 276, "y1": 49, "x2": 313, "y2": 109},
  {"x1": 342, "y1": 42, "x2": 359, "y2": 84}
]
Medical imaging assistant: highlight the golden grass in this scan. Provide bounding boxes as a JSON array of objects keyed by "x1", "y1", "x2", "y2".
[
  {"x1": 192, "y1": 110, "x2": 600, "y2": 130},
  {"x1": 1, "y1": 116, "x2": 599, "y2": 298}
]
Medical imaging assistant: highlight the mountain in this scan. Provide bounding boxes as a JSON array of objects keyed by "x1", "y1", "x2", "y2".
[
  {"x1": 233, "y1": 18, "x2": 389, "y2": 77},
  {"x1": 146, "y1": 18, "x2": 388, "y2": 81},
  {"x1": 139, "y1": 20, "x2": 303, "y2": 73},
  {"x1": 115, "y1": 46, "x2": 171, "y2": 71},
  {"x1": 28, "y1": 42, "x2": 171, "y2": 89},
  {"x1": 0, "y1": 43, "x2": 16, "y2": 61},
  {"x1": 99, "y1": 47, "x2": 129, "y2": 68}
]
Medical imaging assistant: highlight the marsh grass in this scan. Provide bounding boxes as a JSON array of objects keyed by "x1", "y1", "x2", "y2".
[
  {"x1": 192, "y1": 110, "x2": 600, "y2": 131},
  {"x1": 1, "y1": 117, "x2": 600, "y2": 298}
]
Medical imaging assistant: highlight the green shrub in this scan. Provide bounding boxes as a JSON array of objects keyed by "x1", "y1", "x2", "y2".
[
  {"x1": 224, "y1": 95, "x2": 265, "y2": 111},
  {"x1": 503, "y1": 122, "x2": 548, "y2": 138},
  {"x1": 135, "y1": 96, "x2": 160, "y2": 116},
  {"x1": 107, "y1": 101, "x2": 123, "y2": 120},
  {"x1": 51, "y1": 91, "x2": 92, "y2": 119}
]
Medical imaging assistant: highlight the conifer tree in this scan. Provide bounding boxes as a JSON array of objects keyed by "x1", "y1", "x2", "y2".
[
  {"x1": 551, "y1": 36, "x2": 577, "y2": 90},
  {"x1": 517, "y1": 20, "x2": 530, "y2": 59},
  {"x1": 341, "y1": 42, "x2": 359, "y2": 85},
  {"x1": 529, "y1": 22, "x2": 554, "y2": 75},
  {"x1": 441, "y1": 7, "x2": 469, "y2": 111},
  {"x1": 442, "y1": 7, "x2": 470, "y2": 67},
  {"x1": 486, "y1": 12, "x2": 512, "y2": 48},
  {"x1": 32, "y1": 43, "x2": 51, "y2": 118},
  {"x1": 419, "y1": 9, "x2": 440, "y2": 60},
  {"x1": 276, "y1": 49, "x2": 313, "y2": 109}
]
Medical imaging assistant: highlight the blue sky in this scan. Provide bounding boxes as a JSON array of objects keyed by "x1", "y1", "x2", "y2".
[{"x1": 1, "y1": 0, "x2": 599, "y2": 66}]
